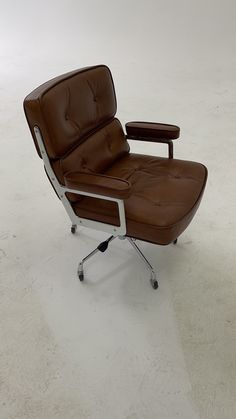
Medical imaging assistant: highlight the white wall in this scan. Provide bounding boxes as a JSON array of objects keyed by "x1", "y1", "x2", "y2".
[
  {"x1": 1, "y1": 0, "x2": 236, "y2": 145},
  {"x1": 1, "y1": 0, "x2": 236, "y2": 70},
  {"x1": 1, "y1": 0, "x2": 236, "y2": 85}
]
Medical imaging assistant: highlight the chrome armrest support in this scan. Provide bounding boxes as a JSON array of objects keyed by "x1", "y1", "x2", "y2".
[
  {"x1": 60, "y1": 186, "x2": 126, "y2": 235},
  {"x1": 34, "y1": 126, "x2": 127, "y2": 236},
  {"x1": 126, "y1": 135, "x2": 174, "y2": 159}
]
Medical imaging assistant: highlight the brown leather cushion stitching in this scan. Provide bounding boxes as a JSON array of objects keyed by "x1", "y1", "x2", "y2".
[
  {"x1": 72, "y1": 154, "x2": 207, "y2": 244},
  {"x1": 24, "y1": 65, "x2": 117, "y2": 159}
]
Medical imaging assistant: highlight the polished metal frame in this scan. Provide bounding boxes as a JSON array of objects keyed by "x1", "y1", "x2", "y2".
[
  {"x1": 33, "y1": 126, "x2": 158, "y2": 289},
  {"x1": 34, "y1": 126, "x2": 126, "y2": 236},
  {"x1": 78, "y1": 235, "x2": 158, "y2": 289}
]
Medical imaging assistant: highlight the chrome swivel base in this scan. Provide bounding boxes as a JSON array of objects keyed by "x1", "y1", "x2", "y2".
[
  {"x1": 126, "y1": 237, "x2": 158, "y2": 289},
  {"x1": 77, "y1": 235, "x2": 158, "y2": 289}
]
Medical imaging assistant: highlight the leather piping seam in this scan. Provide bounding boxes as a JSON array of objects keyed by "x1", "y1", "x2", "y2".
[
  {"x1": 39, "y1": 65, "x2": 116, "y2": 109},
  {"x1": 126, "y1": 135, "x2": 177, "y2": 142},
  {"x1": 60, "y1": 117, "x2": 119, "y2": 160}
]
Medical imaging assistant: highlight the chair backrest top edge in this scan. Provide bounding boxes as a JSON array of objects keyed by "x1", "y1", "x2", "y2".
[{"x1": 24, "y1": 64, "x2": 111, "y2": 104}]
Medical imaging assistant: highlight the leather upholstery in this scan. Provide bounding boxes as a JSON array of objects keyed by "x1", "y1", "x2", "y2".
[
  {"x1": 73, "y1": 154, "x2": 207, "y2": 244},
  {"x1": 24, "y1": 66, "x2": 130, "y2": 203},
  {"x1": 24, "y1": 65, "x2": 207, "y2": 246},
  {"x1": 65, "y1": 172, "x2": 131, "y2": 200},
  {"x1": 24, "y1": 65, "x2": 119, "y2": 159},
  {"x1": 126, "y1": 121, "x2": 180, "y2": 141}
]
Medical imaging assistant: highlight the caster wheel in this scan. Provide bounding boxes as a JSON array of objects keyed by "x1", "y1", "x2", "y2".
[
  {"x1": 151, "y1": 279, "x2": 159, "y2": 289},
  {"x1": 78, "y1": 272, "x2": 84, "y2": 282},
  {"x1": 71, "y1": 225, "x2": 77, "y2": 234},
  {"x1": 173, "y1": 238, "x2": 178, "y2": 245}
]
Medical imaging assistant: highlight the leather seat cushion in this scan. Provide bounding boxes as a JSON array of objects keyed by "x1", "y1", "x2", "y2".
[{"x1": 72, "y1": 153, "x2": 207, "y2": 245}]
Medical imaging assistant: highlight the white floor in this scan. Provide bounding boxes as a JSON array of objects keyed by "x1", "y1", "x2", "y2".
[{"x1": 1, "y1": 2, "x2": 236, "y2": 417}]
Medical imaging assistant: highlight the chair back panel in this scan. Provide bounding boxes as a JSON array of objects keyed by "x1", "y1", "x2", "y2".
[
  {"x1": 24, "y1": 65, "x2": 122, "y2": 159},
  {"x1": 51, "y1": 118, "x2": 129, "y2": 184}
]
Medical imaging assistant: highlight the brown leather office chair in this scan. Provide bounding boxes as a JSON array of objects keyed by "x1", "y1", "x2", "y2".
[{"x1": 24, "y1": 65, "x2": 207, "y2": 289}]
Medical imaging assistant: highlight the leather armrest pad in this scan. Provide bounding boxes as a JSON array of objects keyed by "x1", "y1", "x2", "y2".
[
  {"x1": 64, "y1": 172, "x2": 131, "y2": 199},
  {"x1": 125, "y1": 121, "x2": 180, "y2": 141}
]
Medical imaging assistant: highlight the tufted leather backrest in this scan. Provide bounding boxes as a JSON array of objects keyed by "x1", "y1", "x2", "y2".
[{"x1": 24, "y1": 65, "x2": 129, "y2": 189}]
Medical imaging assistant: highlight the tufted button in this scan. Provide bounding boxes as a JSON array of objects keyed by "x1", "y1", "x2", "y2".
[{"x1": 81, "y1": 158, "x2": 87, "y2": 169}]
